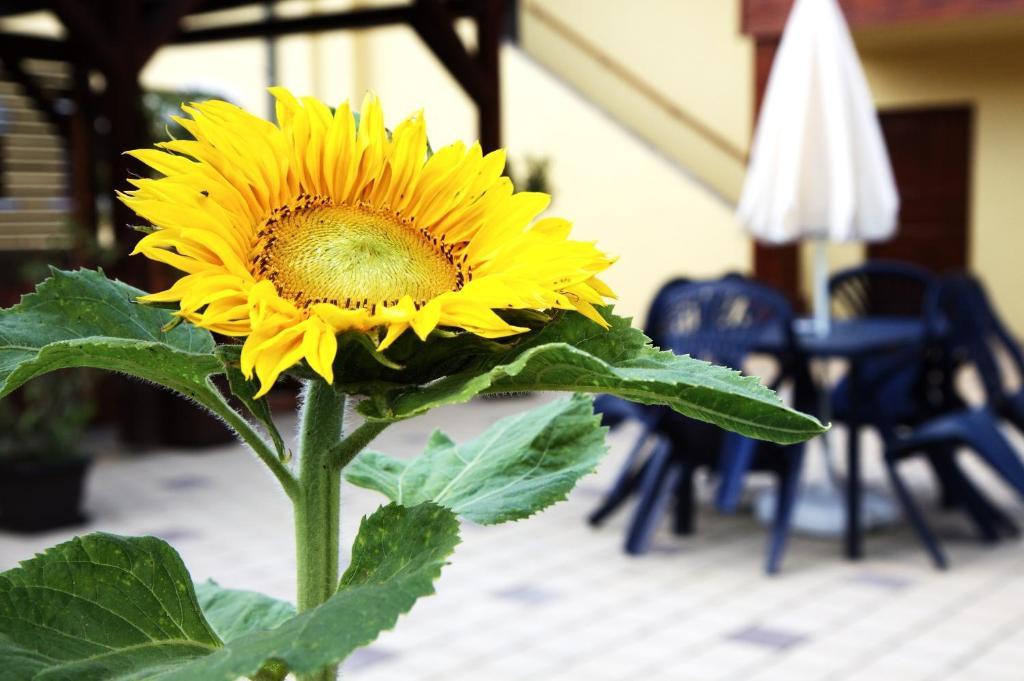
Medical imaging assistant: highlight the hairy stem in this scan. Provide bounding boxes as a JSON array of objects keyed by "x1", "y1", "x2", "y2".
[
  {"x1": 294, "y1": 379, "x2": 346, "y2": 681},
  {"x1": 194, "y1": 382, "x2": 297, "y2": 499},
  {"x1": 328, "y1": 419, "x2": 389, "y2": 470}
]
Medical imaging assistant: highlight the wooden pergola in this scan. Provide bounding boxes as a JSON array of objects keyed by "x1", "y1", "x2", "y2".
[{"x1": 0, "y1": 0, "x2": 506, "y2": 274}]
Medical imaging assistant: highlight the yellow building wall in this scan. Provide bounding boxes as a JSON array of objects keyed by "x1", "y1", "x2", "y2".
[{"x1": 519, "y1": 0, "x2": 753, "y2": 202}]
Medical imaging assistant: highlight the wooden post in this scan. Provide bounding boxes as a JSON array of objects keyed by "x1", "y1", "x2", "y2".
[
  {"x1": 751, "y1": 36, "x2": 803, "y2": 308},
  {"x1": 476, "y1": 0, "x2": 504, "y2": 152},
  {"x1": 411, "y1": 0, "x2": 504, "y2": 152},
  {"x1": 68, "y1": 63, "x2": 98, "y2": 265}
]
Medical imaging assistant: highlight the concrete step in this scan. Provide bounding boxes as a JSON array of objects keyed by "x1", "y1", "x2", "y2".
[
  {"x1": 0, "y1": 197, "x2": 71, "y2": 211},
  {"x1": 0, "y1": 209, "x2": 71, "y2": 225},
  {"x1": 3, "y1": 171, "x2": 67, "y2": 191},
  {"x1": 0, "y1": 229, "x2": 73, "y2": 251},
  {"x1": 2, "y1": 119, "x2": 54, "y2": 135},
  {"x1": 0, "y1": 133, "x2": 63, "y2": 151},
  {"x1": 0, "y1": 184, "x2": 67, "y2": 198},
  {"x1": 3, "y1": 157, "x2": 64, "y2": 173},
  {"x1": 0, "y1": 107, "x2": 46, "y2": 124},
  {"x1": 4, "y1": 144, "x2": 65, "y2": 162}
]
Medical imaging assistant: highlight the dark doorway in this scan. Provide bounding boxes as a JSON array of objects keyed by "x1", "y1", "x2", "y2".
[{"x1": 869, "y1": 107, "x2": 972, "y2": 272}]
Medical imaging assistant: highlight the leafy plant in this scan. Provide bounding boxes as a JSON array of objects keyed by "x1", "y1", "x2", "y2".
[
  {"x1": 142, "y1": 88, "x2": 228, "y2": 145},
  {"x1": 509, "y1": 155, "x2": 553, "y2": 194},
  {"x1": 0, "y1": 267, "x2": 824, "y2": 680},
  {"x1": 0, "y1": 370, "x2": 94, "y2": 461}
]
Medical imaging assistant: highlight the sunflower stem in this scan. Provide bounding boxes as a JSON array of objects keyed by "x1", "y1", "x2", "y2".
[
  {"x1": 328, "y1": 419, "x2": 389, "y2": 470},
  {"x1": 194, "y1": 383, "x2": 297, "y2": 499},
  {"x1": 294, "y1": 379, "x2": 346, "y2": 681}
]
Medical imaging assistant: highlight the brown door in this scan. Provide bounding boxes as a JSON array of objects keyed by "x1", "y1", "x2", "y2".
[{"x1": 869, "y1": 107, "x2": 971, "y2": 272}]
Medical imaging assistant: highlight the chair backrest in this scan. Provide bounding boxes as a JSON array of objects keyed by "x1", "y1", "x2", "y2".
[
  {"x1": 645, "y1": 276, "x2": 795, "y2": 370},
  {"x1": 830, "y1": 260, "x2": 937, "y2": 319},
  {"x1": 932, "y1": 274, "x2": 1024, "y2": 405}
]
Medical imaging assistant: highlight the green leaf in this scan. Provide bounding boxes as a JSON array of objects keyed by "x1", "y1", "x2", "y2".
[
  {"x1": 152, "y1": 502, "x2": 458, "y2": 680},
  {"x1": 0, "y1": 506, "x2": 458, "y2": 680},
  {"x1": 194, "y1": 580, "x2": 295, "y2": 643},
  {"x1": 355, "y1": 309, "x2": 826, "y2": 445},
  {"x1": 217, "y1": 346, "x2": 288, "y2": 459},
  {"x1": 346, "y1": 394, "x2": 608, "y2": 524},
  {"x1": 0, "y1": 533, "x2": 221, "y2": 681},
  {"x1": 0, "y1": 268, "x2": 221, "y2": 400}
]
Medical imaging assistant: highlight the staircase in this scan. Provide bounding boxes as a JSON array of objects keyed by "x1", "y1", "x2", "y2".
[{"x1": 0, "y1": 59, "x2": 73, "y2": 251}]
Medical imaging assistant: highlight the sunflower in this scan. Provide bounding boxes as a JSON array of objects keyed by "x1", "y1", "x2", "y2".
[{"x1": 121, "y1": 88, "x2": 615, "y2": 396}]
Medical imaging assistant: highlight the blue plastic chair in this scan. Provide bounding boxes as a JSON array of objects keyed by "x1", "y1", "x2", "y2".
[
  {"x1": 938, "y1": 276, "x2": 1024, "y2": 438},
  {"x1": 592, "y1": 276, "x2": 811, "y2": 573},
  {"x1": 827, "y1": 260, "x2": 994, "y2": 528},
  {"x1": 829, "y1": 261, "x2": 948, "y2": 427},
  {"x1": 885, "y1": 274, "x2": 1024, "y2": 568}
]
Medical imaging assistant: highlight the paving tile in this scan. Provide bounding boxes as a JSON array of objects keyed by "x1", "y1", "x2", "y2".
[
  {"x1": 4, "y1": 394, "x2": 1024, "y2": 681},
  {"x1": 727, "y1": 624, "x2": 808, "y2": 651},
  {"x1": 340, "y1": 646, "x2": 399, "y2": 672}
]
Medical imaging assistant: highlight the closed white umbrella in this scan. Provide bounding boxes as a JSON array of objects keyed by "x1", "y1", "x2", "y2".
[
  {"x1": 737, "y1": 0, "x2": 900, "y2": 536},
  {"x1": 737, "y1": 0, "x2": 899, "y2": 335}
]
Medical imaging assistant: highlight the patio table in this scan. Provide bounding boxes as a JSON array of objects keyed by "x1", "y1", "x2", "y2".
[{"x1": 756, "y1": 317, "x2": 931, "y2": 559}]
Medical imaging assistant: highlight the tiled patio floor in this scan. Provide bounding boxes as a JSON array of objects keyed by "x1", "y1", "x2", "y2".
[{"x1": 3, "y1": 394, "x2": 1024, "y2": 681}]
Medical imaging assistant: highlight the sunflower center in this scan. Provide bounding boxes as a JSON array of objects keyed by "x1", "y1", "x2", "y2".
[{"x1": 252, "y1": 197, "x2": 462, "y2": 310}]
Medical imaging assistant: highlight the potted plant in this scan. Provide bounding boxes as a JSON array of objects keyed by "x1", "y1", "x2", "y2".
[{"x1": 0, "y1": 370, "x2": 94, "y2": 532}]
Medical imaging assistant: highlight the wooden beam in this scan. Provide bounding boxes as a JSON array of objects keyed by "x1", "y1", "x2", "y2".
[
  {"x1": 68, "y1": 63, "x2": 98, "y2": 265},
  {"x1": 53, "y1": 0, "x2": 121, "y2": 73},
  {"x1": 750, "y1": 37, "x2": 802, "y2": 308},
  {"x1": 411, "y1": 0, "x2": 485, "y2": 100},
  {"x1": 0, "y1": 0, "x2": 50, "y2": 18},
  {"x1": 743, "y1": 0, "x2": 1024, "y2": 38},
  {"x1": 475, "y1": 0, "x2": 504, "y2": 152},
  {"x1": 0, "y1": 33, "x2": 72, "y2": 61},
  {"x1": 137, "y1": 0, "x2": 208, "y2": 66},
  {"x1": 175, "y1": 1, "x2": 475, "y2": 44}
]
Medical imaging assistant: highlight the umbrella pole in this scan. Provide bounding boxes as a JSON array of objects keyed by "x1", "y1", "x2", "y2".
[
  {"x1": 811, "y1": 237, "x2": 841, "y2": 488},
  {"x1": 813, "y1": 237, "x2": 831, "y2": 336}
]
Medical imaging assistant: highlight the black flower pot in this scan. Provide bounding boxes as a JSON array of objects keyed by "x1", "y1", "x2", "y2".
[{"x1": 0, "y1": 455, "x2": 91, "y2": 532}]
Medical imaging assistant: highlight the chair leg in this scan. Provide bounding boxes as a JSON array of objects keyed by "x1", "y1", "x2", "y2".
[
  {"x1": 926, "y1": 448, "x2": 1000, "y2": 543},
  {"x1": 962, "y1": 411, "x2": 1024, "y2": 501},
  {"x1": 672, "y1": 464, "x2": 696, "y2": 536},
  {"x1": 590, "y1": 432, "x2": 651, "y2": 527},
  {"x1": 884, "y1": 454, "x2": 948, "y2": 569},
  {"x1": 716, "y1": 433, "x2": 758, "y2": 512},
  {"x1": 625, "y1": 440, "x2": 681, "y2": 555},
  {"x1": 926, "y1": 446, "x2": 961, "y2": 510},
  {"x1": 944, "y1": 455, "x2": 1019, "y2": 539},
  {"x1": 766, "y1": 446, "x2": 804, "y2": 575}
]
